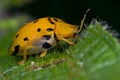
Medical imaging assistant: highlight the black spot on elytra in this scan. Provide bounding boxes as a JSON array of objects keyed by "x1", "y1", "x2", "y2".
[
  {"x1": 42, "y1": 42, "x2": 52, "y2": 49},
  {"x1": 12, "y1": 45, "x2": 20, "y2": 56},
  {"x1": 15, "y1": 34, "x2": 19, "y2": 38},
  {"x1": 53, "y1": 18, "x2": 59, "y2": 22},
  {"x1": 48, "y1": 17, "x2": 55, "y2": 24},
  {"x1": 24, "y1": 37, "x2": 29, "y2": 41},
  {"x1": 33, "y1": 19, "x2": 38, "y2": 23},
  {"x1": 43, "y1": 35, "x2": 51, "y2": 40},
  {"x1": 37, "y1": 28, "x2": 41, "y2": 32},
  {"x1": 47, "y1": 28, "x2": 54, "y2": 32}
]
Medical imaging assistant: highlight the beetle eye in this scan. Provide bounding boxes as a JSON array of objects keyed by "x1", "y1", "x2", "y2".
[{"x1": 73, "y1": 31, "x2": 77, "y2": 36}]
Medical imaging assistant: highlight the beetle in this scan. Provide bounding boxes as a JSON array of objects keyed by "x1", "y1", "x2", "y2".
[{"x1": 9, "y1": 9, "x2": 90, "y2": 64}]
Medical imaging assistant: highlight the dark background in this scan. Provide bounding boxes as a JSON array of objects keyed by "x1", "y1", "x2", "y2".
[{"x1": 8, "y1": 0, "x2": 120, "y2": 32}]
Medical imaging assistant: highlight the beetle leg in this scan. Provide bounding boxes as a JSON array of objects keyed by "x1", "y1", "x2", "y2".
[
  {"x1": 18, "y1": 50, "x2": 27, "y2": 65},
  {"x1": 40, "y1": 49, "x2": 47, "y2": 57},
  {"x1": 57, "y1": 36, "x2": 74, "y2": 44},
  {"x1": 18, "y1": 55, "x2": 26, "y2": 65}
]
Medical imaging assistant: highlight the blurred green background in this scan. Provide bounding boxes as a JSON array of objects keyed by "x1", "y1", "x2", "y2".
[{"x1": 0, "y1": 0, "x2": 120, "y2": 39}]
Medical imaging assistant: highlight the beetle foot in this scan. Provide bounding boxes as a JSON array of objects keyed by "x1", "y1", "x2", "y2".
[
  {"x1": 18, "y1": 59, "x2": 26, "y2": 65},
  {"x1": 40, "y1": 50, "x2": 47, "y2": 57}
]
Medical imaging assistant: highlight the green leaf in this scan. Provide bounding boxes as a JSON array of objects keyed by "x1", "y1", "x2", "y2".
[{"x1": 0, "y1": 22, "x2": 120, "y2": 80}]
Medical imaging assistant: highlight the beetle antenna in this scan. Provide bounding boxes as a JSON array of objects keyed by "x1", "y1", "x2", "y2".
[{"x1": 77, "y1": 9, "x2": 90, "y2": 32}]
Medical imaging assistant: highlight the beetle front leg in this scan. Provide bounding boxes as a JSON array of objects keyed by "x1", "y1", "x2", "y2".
[{"x1": 57, "y1": 36, "x2": 74, "y2": 44}]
